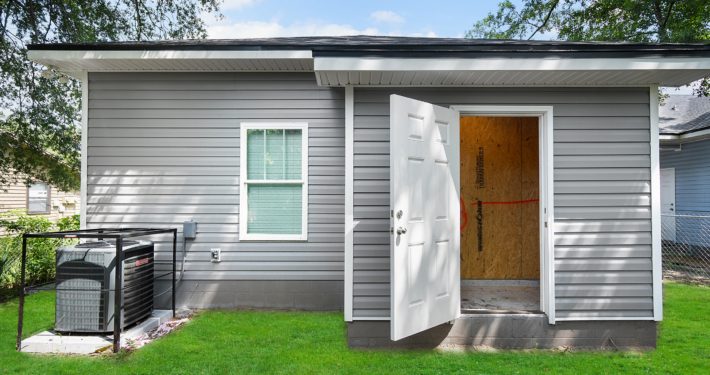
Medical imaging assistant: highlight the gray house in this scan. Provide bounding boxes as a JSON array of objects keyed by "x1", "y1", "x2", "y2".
[
  {"x1": 28, "y1": 36, "x2": 710, "y2": 349},
  {"x1": 659, "y1": 95, "x2": 710, "y2": 246}
]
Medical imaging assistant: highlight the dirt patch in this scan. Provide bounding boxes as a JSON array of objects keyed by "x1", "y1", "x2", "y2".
[{"x1": 663, "y1": 270, "x2": 710, "y2": 285}]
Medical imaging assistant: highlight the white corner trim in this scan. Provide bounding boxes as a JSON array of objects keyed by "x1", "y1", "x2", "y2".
[
  {"x1": 543, "y1": 107, "x2": 556, "y2": 325},
  {"x1": 344, "y1": 86, "x2": 354, "y2": 322},
  {"x1": 79, "y1": 71, "x2": 88, "y2": 230},
  {"x1": 649, "y1": 84, "x2": 663, "y2": 322},
  {"x1": 451, "y1": 105, "x2": 556, "y2": 324},
  {"x1": 28, "y1": 49, "x2": 313, "y2": 62},
  {"x1": 238, "y1": 122, "x2": 309, "y2": 242},
  {"x1": 314, "y1": 56, "x2": 710, "y2": 72}
]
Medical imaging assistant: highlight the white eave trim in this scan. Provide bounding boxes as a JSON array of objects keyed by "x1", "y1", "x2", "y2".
[
  {"x1": 28, "y1": 49, "x2": 313, "y2": 61},
  {"x1": 314, "y1": 56, "x2": 710, "y2": 71},
  {"x1": 28, "y1": 49, "x2": 314, "y2": 73},
  {"x1": 659, "y1": 127, "x2": 710, "y2": 143}
]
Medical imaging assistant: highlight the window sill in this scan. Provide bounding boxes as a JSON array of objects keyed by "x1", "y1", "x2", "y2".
[{"x1": 239, "y1": 234, "x2": 307, "y2": 242}]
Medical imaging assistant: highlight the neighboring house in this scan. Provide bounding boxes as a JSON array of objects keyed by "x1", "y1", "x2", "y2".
[
  {"x1": 659, "y1": 95, "x2": 710, "y2": 245},
  {"x1": 27, "y1": 36, "x2": 710, "y2": 349},
  {"x1": 0, "y1": 178, "x2": 80, "y2": 233}
]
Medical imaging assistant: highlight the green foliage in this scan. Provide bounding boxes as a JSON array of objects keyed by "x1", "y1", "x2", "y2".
[
  {"x1": 0, "y1": 0, "x2": 222, "y2": 192},
  {"x1": 0, "y1": 284, "x2": 708, "y2": 374},
  {"x1": 467, "y1": 0, "x2": 710, "y2": 96},
  {"x1": 0, "y1": 210, "x2": 80, "y2": 294},
  {"x1": 56, "y1": 214, "x2": 80, "y2": 232}
]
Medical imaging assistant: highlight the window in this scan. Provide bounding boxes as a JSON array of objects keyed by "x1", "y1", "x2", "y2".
[
  {"x1": 239, "y1": 123, "x2": 308, "y2": 241},
  {"x1": 27, "y1": 182, "x2": 50, "y2": 214}
]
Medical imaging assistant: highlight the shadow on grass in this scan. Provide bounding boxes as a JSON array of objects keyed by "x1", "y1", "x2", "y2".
[{"x1": 0, "y1": 283, "x2": 708, "y2": 375}]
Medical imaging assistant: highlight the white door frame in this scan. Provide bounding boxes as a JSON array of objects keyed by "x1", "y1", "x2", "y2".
[{"x1": 450, "y1": 105, "x2": 556, "y2": 324}]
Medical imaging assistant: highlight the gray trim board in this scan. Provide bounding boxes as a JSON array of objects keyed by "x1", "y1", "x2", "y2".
[
  {"x1": 155, "y1": 280, "x2": 343, "y2": 310},
  {"x1": 348, "y1": 317, "x2": 657, "y2": 349}
]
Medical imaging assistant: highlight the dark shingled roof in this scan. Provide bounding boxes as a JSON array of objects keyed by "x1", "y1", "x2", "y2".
[
  {"x1": 27, "y1": 35, "x2": 710, "y2": 57},
  {"x1": 659, "y1": 95, "x2": 710, "y2": 135}
]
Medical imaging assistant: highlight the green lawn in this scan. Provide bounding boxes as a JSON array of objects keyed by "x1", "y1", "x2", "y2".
[{"x1": 1, "y1": 283, "x2": 708, "y2": 375}]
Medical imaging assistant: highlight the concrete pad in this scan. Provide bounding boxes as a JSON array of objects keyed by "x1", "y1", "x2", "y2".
[
  {"x1": 21, "y1": 310, "x2": 172, "y2": 355},
  {"x1": 461, "y1": 283, "x2": 540, "y2": 312}
]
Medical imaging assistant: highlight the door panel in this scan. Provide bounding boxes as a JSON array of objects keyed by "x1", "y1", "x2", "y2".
[
  {"x1": 390, "y1": 95, "x2": 460, "y2": 341},
  {"x1": 660, "y1": 168, "x2": 676, "y2": 242}
]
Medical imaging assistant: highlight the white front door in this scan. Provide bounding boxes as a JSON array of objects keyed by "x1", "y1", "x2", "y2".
[
  {"x1": 390, "y1": 94, "x2": 461, "y2": 341},
  {"x1": 660, "y1": 168, "x2": 676, "y2": 242}
]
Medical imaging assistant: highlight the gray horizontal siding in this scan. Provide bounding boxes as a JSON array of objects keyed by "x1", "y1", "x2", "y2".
[
  {"x1": 352, "y1": 87, "x2": 652, "y2": 320},
  {"x1": 86, "y1": 72, "x2": 344, "y2": 282},
  {"x1": 660, "y1": 138, "x2": 710, "y2": 246}
]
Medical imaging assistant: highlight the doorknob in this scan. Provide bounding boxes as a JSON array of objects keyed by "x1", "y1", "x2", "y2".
[{"x1": 396, "y1": 227, "x2": 407, "y2": 235}]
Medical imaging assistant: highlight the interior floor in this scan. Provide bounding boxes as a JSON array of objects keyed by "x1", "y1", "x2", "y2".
[{"x1": 461, "y1": 280, "x2": 540, "y2": 312}]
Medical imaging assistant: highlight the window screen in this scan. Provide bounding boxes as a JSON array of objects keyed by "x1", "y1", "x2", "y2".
[
  {"x1": 27, "y1": 183, "x2": 50, "y2": 214},
  {"x1": 242, "y1": 126, "x2": 306, "y2": 239}
]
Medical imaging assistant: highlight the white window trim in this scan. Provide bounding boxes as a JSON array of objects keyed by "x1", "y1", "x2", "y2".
[
  {"x1": 239, "y1": 122, "x2": 308, "y2": 241},
  {"x1": 27, "y1": 182, "x2": 51, "y2": 215}
]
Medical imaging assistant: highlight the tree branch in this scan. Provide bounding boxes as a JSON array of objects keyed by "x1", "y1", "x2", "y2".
[
  {"x1": 660, "y1": 0, "x2": 677, "y2": 41},
  {"x1": 528, "y1": 0, "x2": 560, "y2": 40},
  {"x1": 133, "y1": 0, "x2": 143, "y2": 40}
]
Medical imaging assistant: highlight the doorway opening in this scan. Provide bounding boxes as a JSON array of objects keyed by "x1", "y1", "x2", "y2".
[{"x1": 459, "y1": 116, "x2": 541, "y2": 313}]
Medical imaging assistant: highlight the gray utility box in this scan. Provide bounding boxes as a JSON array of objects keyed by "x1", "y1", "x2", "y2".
[{"x1": 55, "y1": 240, "x2": 155, "y2": 333}]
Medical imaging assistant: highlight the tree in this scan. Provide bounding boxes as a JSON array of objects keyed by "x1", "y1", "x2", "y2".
[
  {"x1": 466, "y1": 0, "x2": 710, "y2": 96},
  {"x1": 0, "y1": 0, "x2": 222, "y2": 192}
]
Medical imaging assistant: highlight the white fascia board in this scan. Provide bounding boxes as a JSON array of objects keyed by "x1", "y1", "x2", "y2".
[
  {"x1": 314, "y1": 56, "x2": 710, "y2": 72},
  {"x1": 659, "y1": 134, "x2": 679, "y2": 141},
  {"x1": 659, "y1": 128, "x2": 710, "y2": 143},
  {"x1": 28, "y1": 49, "x2": 313, "y2": 62},
  {"x1": 678, "y1": 127, "x2": 710, "y2": 141}
]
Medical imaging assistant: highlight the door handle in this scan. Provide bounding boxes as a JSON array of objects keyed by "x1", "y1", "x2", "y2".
[{"x1": 396, "y1": 227, "x2": 407, "y2": 235}]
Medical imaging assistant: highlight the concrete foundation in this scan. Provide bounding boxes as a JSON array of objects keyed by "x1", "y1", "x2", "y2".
[
  {"x1": 348, "y1": 314, "x2": 657, "y2": 350},
  {"x1": 21, "y1": 310, "x2": 172, "y2": 354},
  {"x1": 154, "y1": 280, "x2": 343, "y2": 310}
]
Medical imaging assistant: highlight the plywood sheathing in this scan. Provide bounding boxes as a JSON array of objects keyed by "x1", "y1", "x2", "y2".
[{"x1": 460, "y1": 116, "x2": 539, "y2": 280}]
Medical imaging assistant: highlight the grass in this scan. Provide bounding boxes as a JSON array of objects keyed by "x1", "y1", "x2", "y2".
[{"x1": 0, "y1": 282, "x2": 708, "y2": 375}]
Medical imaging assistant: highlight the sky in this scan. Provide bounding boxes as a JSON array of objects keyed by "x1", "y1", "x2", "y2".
[
  {"x1": 204, "y1": 0, "x2": 696, "y2": 94},
  {"x1": 203, "y1": 0, "x2": 511, "y2": 39}
]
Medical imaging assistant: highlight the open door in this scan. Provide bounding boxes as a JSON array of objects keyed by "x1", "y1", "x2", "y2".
[{"x1": 390, "y1": 95, "x2": 460, "y2": 341}]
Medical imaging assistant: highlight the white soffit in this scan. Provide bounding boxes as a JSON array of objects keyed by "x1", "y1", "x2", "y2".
[
  {"x1": 313, "y1": 57, "x2": 710, "y2": 86},
  {"x1": 27, "y1": 50, "x2": 314, "y2": 72}
]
